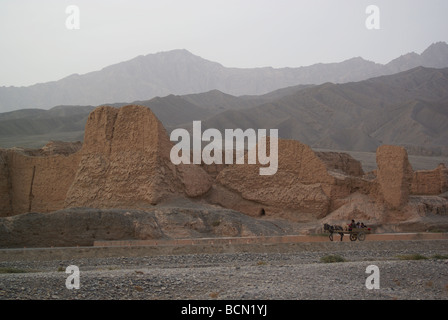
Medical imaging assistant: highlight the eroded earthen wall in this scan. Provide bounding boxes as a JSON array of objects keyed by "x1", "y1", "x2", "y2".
[
  {"x1": 411, "y1": 164, "x2": 448, "y2": 195},
  {"x1": 376, "y1": 145, "x2": 414, "y2": 209},
  {"x1": 2, "y1": 105, "x2": 447, "y2": 221},
  {"x1": 0, "y1": 149, "x2": 81, "y2": 217},
  {"x1": 7, "y1": 152, "x2": 81, "y2": 215},
  {"x1": 0, "y1": 151, "x2": 12, "y2": 216},
  {"x1": 65, "y1": 105, "x2": 211, "y2": 209}
]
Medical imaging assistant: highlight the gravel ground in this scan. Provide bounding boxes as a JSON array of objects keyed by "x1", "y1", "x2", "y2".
[{"x1": 1, "y1": 242, "x2": 448, "y2": 301}]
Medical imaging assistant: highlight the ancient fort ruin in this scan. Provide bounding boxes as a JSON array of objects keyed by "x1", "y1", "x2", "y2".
[{"x1": 1, "y1": 105, "x2": 447, "y2": 246}]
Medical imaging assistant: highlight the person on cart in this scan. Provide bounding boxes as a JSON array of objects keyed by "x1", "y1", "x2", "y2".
[{"x1": 348, "y1": 219, "x2": 356, "y2": 231}]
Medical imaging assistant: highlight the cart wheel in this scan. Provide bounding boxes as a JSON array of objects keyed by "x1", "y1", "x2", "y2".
[
  {"x1": 329, "y1": 234, "x2": 334, "y2": 241},
  {"x1": 350, "y1": 233, "x2": 357, "y2": 241},
  {"x1": 358, "y1": 232, "x2": 366, "y2": 241}
]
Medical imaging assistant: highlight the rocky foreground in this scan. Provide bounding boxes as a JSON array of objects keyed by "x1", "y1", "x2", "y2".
[{"x1": 1, "y1": 240, "x2": 447, "y2": 301}]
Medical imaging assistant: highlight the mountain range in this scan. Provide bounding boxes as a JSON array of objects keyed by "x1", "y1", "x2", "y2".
[
  {"x1": 1, "y1": 42, "x2": 448, "y2": 113},
  {"x1": 201, "y1": 66, "x2": 448, "y2": 155},
  {"x1": 1, "y1": 65, "x2": 447, "y2": 158}
]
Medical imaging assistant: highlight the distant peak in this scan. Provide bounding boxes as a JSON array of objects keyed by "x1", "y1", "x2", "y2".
[
  {"x1": 423, "y1": 41, "x2": 448, "y2": 53},
  {"x1": 167, "y1": 48, "x2": 191, "y2": 53},
  {"x1": 149, "y1": 48, "x2": 195, "y2": 56},
  {"x1": 401, "y1": 52, "x2": 420, "y2": 57},
  {"x1": 426, "y1": 41, "x2": 448, "y2": 49},
  {"x1": 342, "y1": 56, "x2": 375, "y2": 65},
  {"x1": 142, "y1": 49, "x2": 219, "y2": 65}
]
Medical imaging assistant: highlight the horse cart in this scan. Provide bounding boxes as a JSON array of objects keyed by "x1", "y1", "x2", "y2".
[{"x1": 323, "y1": 223, "x2": 371, "y2": 242}]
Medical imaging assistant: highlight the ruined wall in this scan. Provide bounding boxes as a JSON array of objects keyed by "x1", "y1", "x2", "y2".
[
  {"x1": 315, "y1": 151, "x2": 364, "y2": 177},
  {"x1": 209, "y1": 139, "x2": 335, "y2": 220},
  {"x1": 0, "y1": 150, "x2": 12, "y2": 216},
  {"x1": 0, "y1": 105, "x2": 211, "y2": 217},
  {"x1": 411, "y1": 164, "x2": 448, "y2": 195},
  {"x1": 376, "y1": 145, "x2": 414, "y2": 209},
  {"x1": 65, "y1": 105, "x2": 211, "y2": 209},
  {"x1": 206, "y1": 139, "x2": 381, "y2": 221},
  {"x1": 1, "y1": 104, "x2": 446, "y2": 226},
  {"x1": 0, "y1": 149, "x2": 81, "y2": 217}
]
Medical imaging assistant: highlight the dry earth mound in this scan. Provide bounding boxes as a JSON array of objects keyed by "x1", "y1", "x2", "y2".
[{"x1": 0, "y1": 200, "x2": 290, "y2": 248}]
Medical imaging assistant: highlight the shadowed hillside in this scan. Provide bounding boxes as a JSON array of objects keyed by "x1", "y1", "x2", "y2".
[{"x1": 202, "y1": 67, "x2": 448, "y2": 155}]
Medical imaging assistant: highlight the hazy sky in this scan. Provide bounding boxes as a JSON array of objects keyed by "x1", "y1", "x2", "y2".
[{"x1": 0, "y1": 0, "x2": 447, "y2": 87}]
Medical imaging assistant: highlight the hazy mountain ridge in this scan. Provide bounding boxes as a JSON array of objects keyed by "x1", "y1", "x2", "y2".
[
  {"x1": 385, "y1": 42, "x2": 448, "y2": 73},
  {"x1": 1, "y1": 66, "x2": 447, "y2": 157},
  {"x1": 1, "y1": 42, "x2": 447, "y2": 112},
  {"x1": 200, "y1": 66, "x2": 448, "y2": 154}
]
